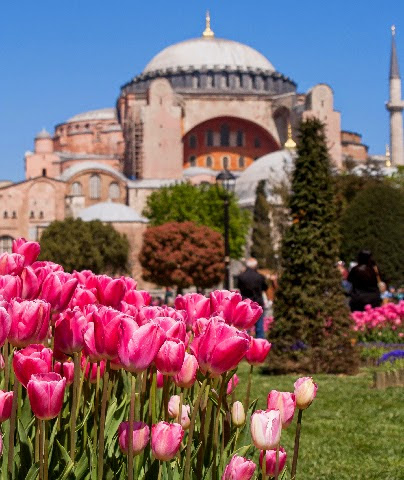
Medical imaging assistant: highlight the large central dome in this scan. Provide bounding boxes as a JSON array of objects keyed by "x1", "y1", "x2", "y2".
[{"x1": 143, "y1": 37, "x2": 275, "y2": 74}]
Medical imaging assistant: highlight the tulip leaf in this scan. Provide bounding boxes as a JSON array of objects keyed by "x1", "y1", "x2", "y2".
[
  {"x1": 105, "y1": 394, "x2": 127, "y2": 453},
  {"x1": 75, "y1": 391, "x2": 95, "y2": 431},
  {"x1": 24, "y1": 462, "x2": 40, "y2": 480},
  {"x1": 75, "y1": 449, "x2": 90, "y2": 480},
  {"x1": 231, "y1": 443, "x2": 253, "y2": 459}
]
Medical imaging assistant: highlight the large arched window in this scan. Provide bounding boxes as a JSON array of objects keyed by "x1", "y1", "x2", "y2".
[
  {"x1": 220, "y1": 124, "x2": 230, "y2": 147},
  {"x1": 109, "y1": 182, "x2": 120, "y2": 199},
  {"x1": 0, "y1": 235, "x2": 13, "y2": 253},
  {"x1": 71, "y1": 182, "x2": 82, "y2": 196},
  {"x1": 89, "y1": 175, "x2": 101, "y2": 199},
  {"x1": 189, "y1": 135, "x2": 197, "y2": 149},
  {"x1": 206, "y1": 130, "x2": 214, "y2": 147}
]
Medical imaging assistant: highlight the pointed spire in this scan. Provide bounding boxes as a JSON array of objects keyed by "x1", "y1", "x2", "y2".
[
  {"x1": 202, "y1": 10, "x2": 214, "y2": 38},
  {"x1": 390, "y1": 25, "x2": 400, "y2": 79}
]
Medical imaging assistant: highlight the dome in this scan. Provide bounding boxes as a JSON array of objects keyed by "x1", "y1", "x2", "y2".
[
  {"x1": 78, "y1": 202, "x2": 148, "y2": 223},
  {"x1": 66, "y1": 108, "x2": 116, "y2": 124},
  {"x1": 143, "y1": 37, "x2": 275, "y2": 74},
  {"x1": 35, "y1": 128, "x2": 52, "y2": 139}
]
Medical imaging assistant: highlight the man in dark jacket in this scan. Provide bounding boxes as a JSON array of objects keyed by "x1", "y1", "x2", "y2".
[{"x1": 237, "y1": 258, "x2": 268, "y2": 338}]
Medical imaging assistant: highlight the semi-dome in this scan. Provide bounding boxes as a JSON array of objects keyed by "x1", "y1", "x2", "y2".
[
  {"x1": 78, "y1": 202, "x2": 148, "y2": 223},
  {"x1": 144, "y1": 37, "x2": 275, "y2": 74}
]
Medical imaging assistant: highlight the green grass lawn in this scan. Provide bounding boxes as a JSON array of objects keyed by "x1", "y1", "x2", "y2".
[{"x1": 236, "y1": 362, "x2": 404, "y2": 480}]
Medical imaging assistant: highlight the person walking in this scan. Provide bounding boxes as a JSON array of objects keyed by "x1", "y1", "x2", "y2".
[
  {"x1": 237, "y1": 258, "x2": 268, "y2": 338},
  {"x1": 348, "y1": 250, "x2": 382, "y2": 311}
]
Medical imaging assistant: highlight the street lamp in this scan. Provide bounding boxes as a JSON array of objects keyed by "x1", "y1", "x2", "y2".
[{"x1": 216, "y1": 169, "x2": 236, "y2": 290}]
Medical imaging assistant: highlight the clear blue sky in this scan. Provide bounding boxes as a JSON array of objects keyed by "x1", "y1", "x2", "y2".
[{"x1": 1, "y1": 0, "x2": 403, "y2": 181}]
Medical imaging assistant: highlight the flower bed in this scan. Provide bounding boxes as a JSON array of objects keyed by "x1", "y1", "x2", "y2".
[{"x1": 0, "y1": 238, "x2": 317, "y2": 479}]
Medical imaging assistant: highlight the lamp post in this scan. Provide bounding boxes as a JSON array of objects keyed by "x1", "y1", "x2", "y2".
[{"x1": 216, "y1": 169, "x2": 236, "y2": 290}]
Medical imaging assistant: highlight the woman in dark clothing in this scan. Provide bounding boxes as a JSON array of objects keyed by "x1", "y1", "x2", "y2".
[{"x1": 348, "y1": 250, "x2": 382, "y2": 311}]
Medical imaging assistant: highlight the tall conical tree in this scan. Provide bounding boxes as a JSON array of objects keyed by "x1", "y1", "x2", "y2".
[
  {"x1": 269, "y1": 119, "x2": 358, "y2": 374},
  {"x1": 250, "y1": 180, "x2": 274, "y2": 269}
]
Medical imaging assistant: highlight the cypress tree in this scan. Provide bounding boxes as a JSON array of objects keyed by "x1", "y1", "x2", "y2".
[
  {"x1": 268, "y1": 119, "x2": 358, "y2": 374},
  {"x1": 250, "y1": 180, "x2": 274, "y2": 269}
]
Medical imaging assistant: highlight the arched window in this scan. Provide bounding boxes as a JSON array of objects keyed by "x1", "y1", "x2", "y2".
[
  {"x1": 237, "y1": 130, "x2": 244, "y2": 147},
  {"x1": 192, "y1": 75, "x2": 200, "y2": 88},
  {"x1": 206, "y1": 73, "x2": 214, "y2": 88},
  {"x1": 189, "y1": 135, "x2": 197, "y2": 149},
  {"x1": 71, "y1": 182, "x2": 82, "y2": 196},
  {"x1": 238, "y1": 156, "x2": 245, "y2": 168},
  {"x1": 220, "y1": 125, "x2": 230, "y2": 147},
  {"x1": 0, "y1": 236, "x2": 13, "y2": 253},
  {"x1": 3, "y1": 211, "x2": 7, "y2": 219},
  {"x1": 109, "y1": 182, "x2": 120, "y2": 199},
  {"x1": 222, "y1": 156, "x2": 229, "y2": 169},
  {"x1": 39, "y1": 211, "x2": 44, "y2": 219},
  {"x1": 89, "y1": 175, "x2": 101, "y2": 199},
  {"x1": 189, "y1": 156, "x2": 196, "y2": 167},
  {"x1": 206, "y1": 130, "x2": 214, "y2": 147},
  {"x1": 206, "y1": 156, "x2": 213, "y2": 168}
]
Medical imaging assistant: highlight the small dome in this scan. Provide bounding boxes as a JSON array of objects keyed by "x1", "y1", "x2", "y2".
[
  {"x1": 66, "y1": 108, "x2": 117, "y2": 123},
  {"x1": 144, "y1": 37, "x2": 275, "y2": 74},
  {"x1": 35, "y1": 128, "x2": 52, "y2": 139},
  {"x1": 78, "y1": 202, "x2": 148, "y2": 223}
]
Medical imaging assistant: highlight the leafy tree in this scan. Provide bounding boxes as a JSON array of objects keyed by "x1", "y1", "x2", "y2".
[
  {"x1": 269, "y1": 119, "x2": 358, "y2": 374},
  {"x1": 250, "y1": 180, "x2": 275, "y2": 269},
  {"x1": 340, "y1": 182, "x2": 404, "y2": 286},
  {"x1": 142, "y1": 183, "x2": 250, "y2": 259},
  {"x1": 139, "y1": 221, "x2": 224, "y2": 290},
  {"x1": 39, "y1": 218, "x2": 129, "y2": 274}
]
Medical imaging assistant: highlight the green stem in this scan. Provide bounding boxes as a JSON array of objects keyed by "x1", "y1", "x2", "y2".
[
  {"x1": 128, "y1": 374, "x2": 137, "y2": 480},
  {"x1": 7, "y1": 377, "x2": 18, "y2": 477},
  {"x1": 39, "y1": 419, "x2": 44, "y2": 480},
  {"x1": 70, "y1": 352, "x2": 81, "y2": 461},
  {"x1": 97, "y1": 361, "x2": 110, "y2": 480},
  {"x1": 93, "y1": 363, "x2": 101, "y2": 450},
  {"x1": 162, "y1": 375, "x2": 169, "y2": 421},
  {"x1": 35, "y1": 418, "x2": 40, "y2": 463},
  {"x1": 212, "y1": 375, "x2": 227, "y2": 479},
  {"x1": 184, "y1": 378, "x2": 208, "y2": 480},
  {"x1": 244, "y1": 364, "x2": 254, "y2": 411},
  {"x1": 274, "y1": 443, "x2": 280, "y2": 480},
  {"x1": 157, "y1": 461, "x2": 162, "y2": 480},
  {"x1": 291, "y1": 409, "x2": 303, "y2": 480},
  {"x1": 3, "y1": 341, "x2": 9, "y2": 391},
  {"x1": 43, "y1": 420, "x2": 49, "y2": 480},
  {"x1": 262, "y1": 449, "x2": 266, "y2": 479},
  {"x1": 150, "y1": 369, "x2": 157, "y2": 426}
]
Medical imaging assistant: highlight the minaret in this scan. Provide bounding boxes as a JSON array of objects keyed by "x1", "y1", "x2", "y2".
[{"x1": 387, "y1": 25, "x2": 404, "y2": 165}]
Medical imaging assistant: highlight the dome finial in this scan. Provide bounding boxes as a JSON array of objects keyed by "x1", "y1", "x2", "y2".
[
  {"x1": 284, "y1": 122, "x2": 296, "y2": 150},
  {"x1": 202, "y1": 10, "x2": 214, "y2": 38},
  {"x1": 392, "y1": 25, "x2": 396, "y2": 37}
]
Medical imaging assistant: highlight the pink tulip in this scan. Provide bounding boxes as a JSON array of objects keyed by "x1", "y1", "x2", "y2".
[
  {"x1": 173, "y1": 353, "x2": 198, "y2": 388},
  {"x1": 118, "y1": 421, "x2": 150, "y2": 455},
  {"x1": 267, "y1": 390, "x2": 296, "y2": 428},
  {"x1": 12, "y1": 238, "x2": 40, "y2": 266},
  {"x1": 123, "y1": 290, "x2": 151, "y2": 308},
  {"x1": 259, "y1": 447, "x2": 287, "y2": 476},
  {"x1": 192, "y1": 317, "x2": 250, "y2": 377},
  {"x1": 54, "y1": 307, "x2": 87, "y2": 355},
  {"x1": 54, "y1": 361, "x2": 75, "y2": 386},
  {"x1": 94, "y1": 275, "x2": 126, "y2": 309},
  {"x1": 294, "y1": 377, "x2": 318, "y2": 410},
  {"x1": 227, "y1": 374, "x2": 239, "y2": 395},
  {"x1": 0, "y1": 253, "x2": 24, "y2": 276},
  {"x1": 93, "y1": 307, "x2": 128, "y2": 360},
  {"x1": 72, "y1": 270, "x2": 94, "y2": 286},
  {"x1": 154, "y1": 317, "x2": 186, "y2": 342},
  {"x1": 250, "y1": 409, "x2": 281, "y2": 450},
  {"x1": 118, "y1": 318, "x2": 166, "y2": 373},
  {"x1": 222, "y1": 455, "x2": 256, "y2": 480},
  {"x1": 0, "y1": 390, "x2": 14, "y2": 421},
  {"x1": 168, "y1": 395, "x2": 181, "y2": 418},
  {"x1": 155, "y1": 339, "x2": 185, "y2": 376},
  {"x1": 245, "y1": 338, "x2": 272, "y2": 366},
  {"x1": 0, "y1": 307, "x2": 11, "y2": 348},
  {"x1": 210, "y1": 290, "x2": 242, "y2": 321},
  {"x1": 231, "y1": 299, "x2": 263, "y2": 329},
  {"x1": 69, "y1": 287, "x2": 98, "y2": 309},
  {"x1": 20, "y1": 266, "x2": 40, "y2": 299},
  {"x1": 0, "y1": 275, "x2": 22, "y2": 301},
  {"x1": 174, "y1": 293, "x2": 211, "y2": 327},
  {"x1": 27, "y1": 373, "x2": 66, "y2": 420},
  {"x1": 8, "y1": 299, "x2": 51, "y2": 348},
  {"x1": 13, "y1": 344, "x2": 53, "y2": 388},
  {"x1": 81, "y1": 356, "x2": 106, "y2": 383},
  {"x1": 231, "y1": 401, "x2": 246, "y2": 427},
  {"x1": 151, "y1": 422, "x2": 184, "y2": 461},
  {"x1": 83, "y1": 323, "x2": 103, "y2": 362},
  {"x1": 180, "y1": 404, "x2": 191, "y2": 430},
  {"x1": 156, "y1": 370, "x2": 164, "y2": 388},
  {"x1": 40, "y1": 271, "x2": 78, "y2": 311}
]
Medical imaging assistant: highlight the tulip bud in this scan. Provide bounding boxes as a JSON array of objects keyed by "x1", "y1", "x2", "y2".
[
  {"x1": 39, "y1": 271, "x2": 78, "y2": 311},
  {"x1": 222, "y1": 455, "x2": 256, "y2": 480},
  {"x1": 0, "y1": 253, "x2": 24, "y2": 276},
  {"x1": 20, "y1": 266, "x2": 40, "y2": 299},
  {"x1": 156, "y1": 370, "x2": 164, "y2": 389},
  {"x1": 13, "y1": 344, "x2": 53, "y2": 388},
  {"x1": 0, "y1": 275, "x2": 22, "y2": 302},
  {"x1": 231, "y1": 401, "x2": 245, "y2": 427},
  {"x1": 294, "y1": 377, "x2": 318, "y2": 410},
  {"x1": 0, "y1": 390, "x2": 14, "y2": 421},
  {"x1": 227, "y1": 374, "x2": 239, "y2": 395},
  {"x1": 54, "y1": 307, "x2": 87, "y2": 355},
  {"x1": 0, "y1": 307, "x2": 11, "y2": 348},
  {"x1": 267, "y1": 390, "x2": 296, "y2": 429},
  {"x1": 8, "y1": 299, "x2": 51, "y2": 348},
  {"x1": 151, "y1": 422, "x2": 184, "y2": 461},
  {"x1": 12, "y1": 238, "x2": 40, "y2": 266},
  {"x1": 259, "y1": 447, "x2": 287, "y2": 476},
  {"x1": 173, "y1": 353, "x2": 198, "y2": 388},
  {"x1": 250, "y1": 409, "x2": 281, "y2": 450},
  {"x1": 245, "y1": 338, "x2": 272, "y2": 366},
  {"x1": 54, "y1": 361, "x2": 75, "y2": 386},
  {"x1": 155, "y1": 339, "x2": 185, "y2": 376},
  {"x1": 27, "y1": 373, "x2": 66, "y2": 420},
  {"x1": 118, "y1": 421, "x2": 150, "y2": 456},
  {"x1": 168, "y1": 395, "x2": 180, "y2": 418},
  {"x1": 180, "y1": 405, "x2": 191, "y2": 430}
]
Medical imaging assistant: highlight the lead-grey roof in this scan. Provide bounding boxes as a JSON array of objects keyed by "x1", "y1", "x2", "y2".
[
  {"x1": 78, "y1": 202, "x2": 148, "y2": 223},
  {"x1": 66, "y1": 108, "x2": 117, "y2": 123}
]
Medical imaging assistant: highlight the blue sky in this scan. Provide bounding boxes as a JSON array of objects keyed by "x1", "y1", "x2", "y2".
[{"x1": 1, "y1": 0, "x2": 403, "y2": 181}]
